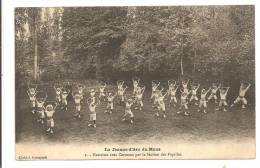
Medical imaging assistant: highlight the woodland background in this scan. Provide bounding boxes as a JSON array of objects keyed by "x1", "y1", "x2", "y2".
[{"x1": 15, "y1": 6, "x2": 255, "y2": 98}]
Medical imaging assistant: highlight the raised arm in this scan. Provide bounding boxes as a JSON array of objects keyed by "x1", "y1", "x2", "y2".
[
  {"x1": 123, "y1": 86, "x2": 128, "y2": 92},
  {"x1": 174, "y1": 85, "x2": 179, "y2": 92},
  {"x1": 225, "y1": 87, "x2": 230, "y2": 95},
  {"x1": 245, "y1": 83, "x2": 251, "y2": 91},
  {"x1": 159, "y1": 88, "x2": 164, "y2": 94},
  {"x1": 162, "y1": 91, "x2": 168, "y2": 98},
  {"x1": 196, "y1": 84, "x2": 200, "y2": 90},
  {"x1": 53, "y1": 85, "x2": 57, "y2": 91},
  {"x1": 27, "y1": 90, "x2": 30, "y2": 97},
  {"x1": 157, "y1": 82, "x2": 160, "y2": 87},
  {"x1": 141, "y1": 87, "x2": 146, "y2": 95},
  {"x1": 206, "y1": 88, "x2": 211, "y2": 94},
  {"x1": 44, "y1": 93, "x2": 48, "y2": 101},
  {"x1": 54, "y1": 103, "x2": 58, "y2": 110}
]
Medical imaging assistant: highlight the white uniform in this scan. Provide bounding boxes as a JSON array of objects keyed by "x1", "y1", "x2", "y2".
[
  {"x1": 133, "y1": 82, "x2": 139, "y2": 94},
  {"x1": 199, "y1": 94, "x2": 207, "y2": 108},
  {"x1": 89, "y1": 105, "x2": 97, "y2": 121},
  {"x1": 208, "y1": 88, "x2": 218, "y2": 100},
  {"x1": 45, "y1": 110, "x2": 55, "y2": 127},
  {"x1": 78, "y1": 89, "x2": 84, "y2": 102},
  {"x1": 180, "y1": 95, "x2": 188, "y2": 109},
  {"x1": 75, "y1": 97, "x2": 81, "y2": 111},
  {"x1": 99, "y1": 87, "x2": 106, "y2": 98},
  {"x1": 56, "y1": 90, "x2": 61, "y2": 102},
  {"x1": 234, "y1": 89, "x2": 248, "y2": 105},
  {"x1": 136, "y1": 93, "x2": 143, "y2": 107},
  {"x1": 37, "y1": 101, "x2": 45, "y2": 119},
  {"x1": 107, "y1": 96, "x2": 114, "y2": 110},
  {"x1": 61, "y1": 94, "x2": 68, "y2": 105},
  {"x1": 151, "y1": 86, "x2": 157, "y2": 99},
  {"x1": 118, "y1": 88, "x2": 125, "y2": 102},
  {"x1": 183, "y1": 84, "x2": 189, "y2": 94},
  {"x1": 190, "y1": 89, "x2": 199, "y2": 101},
  {"x1": 169, "y1": 88, "x2": 177, "y2": 103},
  {"x1": 219, "y1": 93, "x2": 228, "y2": 106},
  {"x1": 158, "y1": 97, "x2": 166, "y2": 111},
  {"x1": 124, "y1": 102, "x2": 134, "y2": 117},
  {"x1": 29, "y1": 95, "x2": 36, "y2": 107}
]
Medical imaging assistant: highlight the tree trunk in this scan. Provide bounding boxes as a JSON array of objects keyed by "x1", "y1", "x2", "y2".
[
  {"x1": 181, "y1": 15, "x2": 184, "y2": 76},
  {"x1": 193, "y1": 46, "x2": 196, "y2": 75},
  {"x1": 34, "y1": 20, "x2": 38, "y2": 82}
]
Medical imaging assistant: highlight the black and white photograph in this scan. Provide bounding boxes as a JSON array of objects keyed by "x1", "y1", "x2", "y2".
[{"x1": 14, "y1": 6, "x2": 255, "y2": 160}]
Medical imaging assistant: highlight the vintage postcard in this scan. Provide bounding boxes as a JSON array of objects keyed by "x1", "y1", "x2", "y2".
[{"x1": 15, "y1": 6, "x2": 255, "y2": 160}]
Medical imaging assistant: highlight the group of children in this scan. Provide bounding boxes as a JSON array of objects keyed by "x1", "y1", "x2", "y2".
[{"x1": 26, "y1": 79, "x2": 252, "y2": 134}]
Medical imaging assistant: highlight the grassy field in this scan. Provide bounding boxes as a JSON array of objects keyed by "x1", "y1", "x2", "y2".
[{"x1": 15, "y1": 80, "x2": 255, "y2": 144}]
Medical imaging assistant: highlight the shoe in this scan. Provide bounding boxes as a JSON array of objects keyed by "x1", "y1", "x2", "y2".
[
  {"x1": 78, "y1": 115, "x2": 81, "y2": 118},
  {"x1": 130, "y1": 120, "x2": 134, "y2": 124},
  {"x1": 121, "y1": 118, "x2": 126, "y2": 121},
  {"x1": 224, "y1": 108, "x2": 227, "y2": 112},
  {"x1": 93, "y1": 124, "x2": 96, "y2": 128},
  {"x1": 155, "y1": 113, "x2": 159, "y2": 117},
  {"x1": 32, "y1": 110, "x2": 35, "y2": 114},
  {"x1": 216, "y1": 108, "x2": 219, "y2": 111},
  {"x1": 104, "y1": 110, "x2": 107, "y2": 114},
  {"x1": 176, "y1": 111, "x2": 181, "y2": 114},
  {"x1": 203, "y1": 110, "x2": 207, "y2": 114},
  {"x1": 50, "y1": 130, "x2": 54, "y2": 134},
  {"x1": 88, "y1": 124, "x2": 92, "y2": 127},
  {"x1": 46, "y1": 128, "x2": 50, "y2": 132},
  {"x1": 242, "y1": 105, "x2": 246, "y2": 109},
  {"x1": 184, "y1": 112, "x2": 189, "y2": 116},
  {"x1": 163, "y1": 114, "x2": 166, "y2": 118}
]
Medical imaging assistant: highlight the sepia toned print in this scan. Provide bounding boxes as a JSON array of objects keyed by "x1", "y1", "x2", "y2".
[{"x1": 15, "y1": 6, "x2": 255, "y2": 160}]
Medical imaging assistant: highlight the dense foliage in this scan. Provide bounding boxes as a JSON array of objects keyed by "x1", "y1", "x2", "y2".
[{"x1": 15, "y1": 6, "x2": 254, "y2": 88}]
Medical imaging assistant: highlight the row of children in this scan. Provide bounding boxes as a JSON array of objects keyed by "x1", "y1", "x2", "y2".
[{"x1": 26, "y1": 79, "x2": 251, "y2": 134}]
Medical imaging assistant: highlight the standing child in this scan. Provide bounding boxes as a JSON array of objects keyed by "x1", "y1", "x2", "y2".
[
  {"x1": 177, "y1": 90, "x2": 191, "y2": 116},
  {"x1": 155, "y1": 91, "x2": 168, "y2": 118},
  {"x1": 88, "y1": 100, "x2": 100, "y2": 128},
  {"x1": 45, "y1": 103, "x2": 58, "y2": 134},
  {"x1": 189, "y1": 83, "x2": 200, "y2": 105},
  {"x1": 104, "y1": 92, "x2": 117, "y2": 114},
  {"x1": 77, "y1": 84, "x2": 85, "y2": 104},
  {"x1": 168, "y1": 85, "x2": 178, "y2": 107},
  {"x1": 99, "y1": 83, "x2": 107, "y2": 101},
  {"x1": 151, "y1": 80, "x2": 160, "y2": 102},
  {"x1": 208, "y1": 83, "x2": 221, "y2": 104},
  {"x1": 122, "y1": 98, "x2": 136, "y2": 124},
  {"x1": 27, "y1": 86, "x2": 37, "y2": 114},
  {"x1": 89, "y1": 89, "x2": 97, "y2": 104},
  {"x1": 36, "y1": 93, "x2": 47, "y2": 124},
  {"x1": 54, "y1": 85, "x2": 62, "y2": 104},
  {"x1": 231, "y1": 83, "x2": 251, "y2": 109},
  {"x1": 73, "y1": 92, "x2": 82, "y2": 118},
  {"x1": 118, "y1": 84, "x2": 128, "y2": 105},
  {"x1": 61, "y1": 89, "x2": 69, "y2": 111},
  {"x1": 132, "y1": 77, "x2": 140, "y2": 95},
  {"x1": 182, "y1": 79, "x2": 190, "y2": 94},
  {"x1": 216, "y1": 87, "x2": 230, "y2": 111},
  {"x1": 153, "y1": 88, "x2": 164, "y2": 109},
  {"x1": 198, "y1": 88, "x2": 211, "y2": 114},
  {"x1": 134, "y1": 86, "x2": 145, "y2": 111}
]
